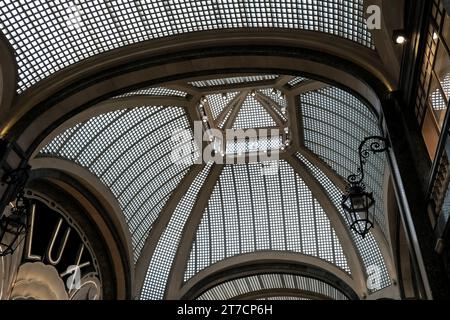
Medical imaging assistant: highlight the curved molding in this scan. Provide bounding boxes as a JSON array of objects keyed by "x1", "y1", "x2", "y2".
[
  {"x1": 164, "y1": 153, "x2": 366, "y2": 299},
  {"x1": 27, "y1": 157, "x2": 133, "y2": 299},
  {"x1": 364, "y1": 0, "x2": 404, "y2": 84},
  {"x1": 30, "y1": 95, "x2": 190, "y2": 159},
  {"x1": 296, "y1": 147, "x2": 398, "y2": 289},
  {"x1": 0, "y1": 31, "x2": 17, "y2": 124},
  {"x1": 69, "y1": 274, "x2": 102, "y2": 300},
  {"x1": 234, "y1": 289, "x2": 332, "y2": 300},
  {"x1": 0, "y1": 31, "x2": 391, "y2": 155},
  {"x1": 133, "y1": 164, "x2": 206, "y2": 298},
  {"x1": 29, "y1": 157, "x2": 133, "y2": 265},
  {"x1": 176, "y1": 251, "x2": 360, "y2": 300},
  {"x1": 15, "y1": 29, "x2": 392, "y2": 105},
  {"x1": 165, "y1": 164, "x2": 225, "y2": 298},
  {"x1": 282, "y1": 153, "x2": 367, "y2": 292}
]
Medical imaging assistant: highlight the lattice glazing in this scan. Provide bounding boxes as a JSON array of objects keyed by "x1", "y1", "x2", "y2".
[
  {"x1": 0, "y1": 0, "x2": 374, "y2": 92},
  {"x1": 296, "y1": 152, "x2": 391, "y2": 291},
  {"x1": 40, "y1": 105, "x2": 198, "y2": 260},
  {"x1": 232, "y1": 96, "x2": 277, "y2": 129},
  {"x1": 197, "y1": 273, "x2": 349, "y2": 300},
  {"x1": 184, "y1": 161, "x2": 351, "y2": 282},
  {"x1": 300, "y1": 86, "x2": 387, "y2": 236},
  {"x1": 140, "y1": 163, "x2": 213, "y2": 300}
]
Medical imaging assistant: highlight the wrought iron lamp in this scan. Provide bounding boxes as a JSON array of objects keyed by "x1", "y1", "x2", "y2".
[
  {"x1": 341, "y1": 136, "x2": 390, "y2": 238},
  {"x1": 0, "y1": 193, "x2": 28, "y2": 256}
]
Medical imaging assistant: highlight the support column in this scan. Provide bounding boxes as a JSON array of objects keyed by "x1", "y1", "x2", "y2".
[{"x1": 381, "y1": 92, "x2": 450, "y2": 299}]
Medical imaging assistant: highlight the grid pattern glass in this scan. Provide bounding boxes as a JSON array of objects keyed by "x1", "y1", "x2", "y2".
[
  {"x1": 296, "y1": 152, "x2": 391, "y2": 291},
  {"x1": 0, "y1": 1, "x2": 374, "y2": 92},
  {"x1": 40, "y1": 105, "x2": 198, "y2": 260},
  {"x1": 233, "y1": 96, "x2": 277, "y2": 129},
  {"x1": 225, "y1": 135, "x2": 283, "y2": 154},
  {"x1": 259, "y1": 296, "x2": 311, "y2": 300},
  {"x1": 207, "y1": 92, "x2": 239, "y2": 119},
  {"x1": 258, "y1": 89, "x2": 288, "y2": 108},
  {"x1": 140, "y1": 163, "x2": 213, "y2": 300},
  {"x1": 288, "y1": 76, "x2": 308, "y2": 87},
  {"x1": 218, "y1": 106, "x2": 235, "y2": 129},
  {"x1": 190, "y1": 75, "x2": 279, "y2": 88},
  {"x1": 197, "y1": 273, "x2": 349, "y2": 300},
  {"x1": 115, "y1": 86, "x2": 188, "y2": 98},
  {"x1": 184, "y1": 161, "x2": 351, "y2": 282},
  {"x1": 300, "y1": 86, "x2": 388, "y2": 237}
]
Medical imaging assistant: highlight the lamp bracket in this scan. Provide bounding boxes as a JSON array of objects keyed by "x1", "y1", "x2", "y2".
[{"x1": 347, "y1": 136, "x2": 390, "y2": 186}]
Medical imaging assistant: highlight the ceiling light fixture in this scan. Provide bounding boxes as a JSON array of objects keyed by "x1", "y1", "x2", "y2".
[
  {"x1": 393, "y1": 30, "x2": 407, "y2": 44},
  {"x1": 341, "y1": 136, "x2": 390, "y2": 238}
]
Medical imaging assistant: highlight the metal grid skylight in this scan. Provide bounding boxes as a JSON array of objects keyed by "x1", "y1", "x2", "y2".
[
  {"x1": 258, "y1": 89, "x2": 288, "y2": 108},
  {"x1": 300, "y1": 87, "x2": 388, "y2": 237},
  {"x1": 190, "y1": 75, "x2": 279, "y2": 88},
  {"x1": 197, "y1": 273, "x2": 349, "y2": 300},
  {"x1": 0, "y1": 1, "x2": 374, "y2": 93},
  {"x1": 232, "y1": 96, "x2": 277, "y2": 129},
  {"x1": 207, "y1": 92, "x2": 239, "y2": 120},
  {"x1": 225, "y1": 135, "x2": 283, "y2": 155},
  {"x1": 114, "y1": 86, "x2": 188, "y2": 98},
  {"x1": 184, "y1": 161, "x2": 351, "y2": 282},
  {"x1": 288, "y1": 76, "x2": 308, "y2": 87},
  {"x1": 260, "y1": 296, "x2": 310, "y2": 300},
  {"x1": 40, "y1": 105, "x2": 198, "y2": 260},
  {"x1": 218, "y1": 107, "x2": 235, "y2": 129},
  {"x1": 140, "y1": 163, "x2": 213, "y2": 300},
  {"x1": 296, "y1": 152, "x2": 391, "y2": 291}
]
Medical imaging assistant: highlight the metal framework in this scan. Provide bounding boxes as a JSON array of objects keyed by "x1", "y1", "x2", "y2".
[
  {"x1": 0, "y1": 0, "x2": 373, "y2": 93},
  {"x1": 34, "y1": 73, "x2": 397, "y2": 300}
]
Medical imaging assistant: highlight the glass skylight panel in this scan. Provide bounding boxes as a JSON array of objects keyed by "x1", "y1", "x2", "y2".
[
  {"x1": 184, "y1": 161, "x2": 351, "y2": 282},
  {"x1": 258, "y1": 89, "x2": 288, "y2": 108},
  {"x1": 140, "y1": 163, "x2": 213, "y2": 300},
  {"x1": 114, "y1": 86, "x2": 188, "y2": 98},
  {"x1": 40, "y1": 105, "x2": 198, "y2": 261},
  {"x1": 197, "y1": 273, "x2": 349, "y2": 300},
  {"x1": 189, "y1": 75, "x2": 279, "y2": 88},
  {"x1": 0, "y1": 1, "x2": 374, "y2": 92},
  {"x1": 296, "y1": 152, "x2": 391, "y2": 291},
  {"x1": 225, "y1": 135, "x2": 283, "y2": 155},
  {"x1": 206, "y1": 92, "x2": 239, "y2": 119},
  {"x1": 300, "y1": 87, "x2": 388, "y2": 237},
  {"x1": 260, "y1": 296, "x2": 311, "y2": 300},
  {"x1": 288, "y1": 76, "x2": 308, "y2": 87},
  {"x1": 218, "y1": 106, "x2": 234, "y2": 129},
  {"x1": 232, "y1": 96, "x2": 277, "y2": 129}
]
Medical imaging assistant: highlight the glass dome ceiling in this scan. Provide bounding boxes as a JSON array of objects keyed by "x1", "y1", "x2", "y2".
[
  {"x1": 196, "y1": 273, "x2": 350, "y2": 300},
  {"x1": 38, "y1": 73, "x2": 393, "y2": 300},
  {"x1": 0, "y1": 0, "x2": 374, "y2": 93}
]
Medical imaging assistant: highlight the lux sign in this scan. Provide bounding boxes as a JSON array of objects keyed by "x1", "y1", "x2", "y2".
[{"x1": 23, "y1": 199, "x2": 98, "y2": 282}]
